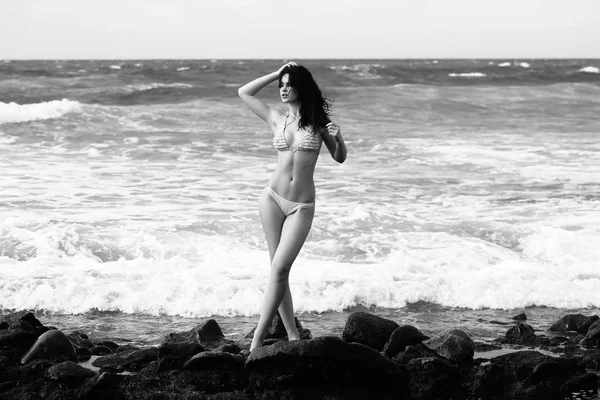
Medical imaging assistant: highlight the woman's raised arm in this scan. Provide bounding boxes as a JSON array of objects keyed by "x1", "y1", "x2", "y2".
[{"x1": 238, "y1": 62, "x2": 297, "y2": 123}]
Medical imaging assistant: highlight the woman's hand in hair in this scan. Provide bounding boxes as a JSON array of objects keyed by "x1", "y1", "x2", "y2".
[{"x1": 277, "y1": 61, "x2": 297, "y2": 75}]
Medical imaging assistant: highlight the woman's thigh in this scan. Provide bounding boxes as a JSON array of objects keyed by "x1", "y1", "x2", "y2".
[
  {"x1": 258, "y1": 188, "x2": 285, "y2": 262},
  {"x1": 271, "y1": 207, "x2": 315, "y2": 271}
]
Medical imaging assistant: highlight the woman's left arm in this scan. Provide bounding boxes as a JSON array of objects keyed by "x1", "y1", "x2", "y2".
[{"x1": 322, "y1": 122, "x2": 347, "y2": 163}]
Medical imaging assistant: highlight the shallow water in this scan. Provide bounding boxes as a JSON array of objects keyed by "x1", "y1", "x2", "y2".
[
  {"x1": 2, "y1": 59, "x2": 600, "y2": 334},
  {"x1": 25, "y1": 304, "x2": 598, "y2": 348}
]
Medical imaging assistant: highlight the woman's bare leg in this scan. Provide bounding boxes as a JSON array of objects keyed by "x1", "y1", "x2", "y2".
[{"x1": 251, "y1": 203, "x2": 314, "y2": 350}]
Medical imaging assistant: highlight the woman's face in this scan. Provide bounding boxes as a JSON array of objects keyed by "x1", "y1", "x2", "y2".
[{"x1": 279, "y1": 74, "x2": 298, "y2": 104}]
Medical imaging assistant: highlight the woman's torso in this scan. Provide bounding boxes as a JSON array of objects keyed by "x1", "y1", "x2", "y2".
[{"x1": 267, "y1": 113, "x2": 322, "y2": 203}]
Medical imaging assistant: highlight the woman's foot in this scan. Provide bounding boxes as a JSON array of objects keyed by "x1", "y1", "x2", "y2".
[
  {"x1": 287, "y1": 329, "x2": 301, "y2": 342},
  {"x1": 250, "y1": 333, "x2": 263, "y2": 351},
  {"x1": 240, "y1": 349, "x2": 251, "y2": 359}
]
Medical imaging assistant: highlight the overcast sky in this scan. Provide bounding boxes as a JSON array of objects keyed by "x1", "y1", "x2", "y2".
[{"x1": 2, "y1": 0, "x2": 599, "y2": 59}]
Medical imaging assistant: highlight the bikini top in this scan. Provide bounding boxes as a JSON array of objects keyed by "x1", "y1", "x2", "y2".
[{"x1": 273, "y1": 112, "x2": 322, "y2": 153}]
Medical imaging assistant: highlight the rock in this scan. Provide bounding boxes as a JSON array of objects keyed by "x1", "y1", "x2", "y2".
[
  {"x1": 114, "y1": 344, "x2": 140, "y2": 353},
  {"x1": 549, "y1": 314, "x2": 599, "y2": 334},
  {"x1": 531, "y1": 359, "x2": 578, "y2": 384},
  {"x1": 579, "y1": 350, "x2": 600, "y2": 370},
  {"x1": 580, "y1": 319, "x2": 600, "y2": 348},
  {"x1": 46, "y1": 360, "x2": 96, "y2": 381},
  {"x1": 96, "y1": 340, "x2": 119, "y2": 351},
  {"x1": 392, "y1": 343, "x2": 445, "y2": 365},
  {"x1": 141, "y1": 356, "x2": 181, "y2": 373},
  {"x1": 0, "y1": 329, "x2": 39, "y2": 352},
  {"x1": 158, "y1": 342, "x2": 204, "y2": 360},
  {"x1": 298, "y1": 328, "x2": 312, "y2": 340},
  {"x1": 67, "y1": 332, "x2": 94, "y2": 349},
  {"x1": 471, "y1": 350, "x2": 549, "y2": 398},
  {"x1": 424, "y1": 329, "x2": 474, "y2": 364},
  {"x1": 405, "y1": 356, "x2": 466, "y2": 399},
  {"x1": 512, "y1": 313, "x2": 527, "y2": 321},
  {"x1": 198, "y1": 319, "x2": 225, "y2": 342},
  {"x1": 382, "y1": 325, "x2": 430, "y2": 358},
  {"x1": 259, "y1": 338, "x2": 282, "y2": 347},
  {"x1": 183, "y1": 351, "x2": 245, "y2": 370},
  {"x1": 76, "y1": 347, "x2": 92, "y2": 362},
  {"x1": 8, "y1": 320, "x2": 34, "y2": 332},
  {"x1": 342, "y1": 312, "x2": 399, "y2": 351},
  {"x1": 245, "y1": 311, "x2": 305, "y2": 340},
  {"x1": 489, "y1": 320, "x2": 510, "y2": 325},
  {"x1": 92, "y1": 347, "x2": 159, "y2": 372},
  {"x1": 74, "y1": 331, "x2": 89, "y2": 340},
  {"x1": 1, "y1": 311, "x2": 44, "y2": 330},
  {"x1": 92, "y1": 371, "x2": 127, "y2": 390},
  {"x1": 162, "y1": 319, "x2": 225, "y2": 346},
  {"x1": 245, "y1": 336, "x2": 407, "y2": 394},
  {"x1": 506, "y1": 322, "x2": 536, "y2": 343},
  {"x1": 90, "y1": 345, "x2": 113, "y2": 356},
  {"x1": 547, "y1": 336, "x2": 568, "y2": 346},
  {"x1": 472, "y1": 350, "x2": 597, "y2": 400},
  {"x1": 20, "y1": 329, "x2": 76, "y2": 364},
  {"x1": 569, "y1": 334, "x2": 585, "y2": 345},
  {"x1": 215, "y1": 343, "x2": 241, "y2": 354}
]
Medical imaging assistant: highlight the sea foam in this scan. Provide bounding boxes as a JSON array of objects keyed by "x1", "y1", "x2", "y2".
[
  {"x1": 579, "y1": 66, "x2": 599, "y2": 74},
  {"x1": 0, "y1": 99, "x2": 82, "y2": 125},
  {"x1": 448, "y1": 72, "x2": 486, "y2": 77},
  {"x1": 2, "y1": 215, "x2": 599, "y2": 316}
]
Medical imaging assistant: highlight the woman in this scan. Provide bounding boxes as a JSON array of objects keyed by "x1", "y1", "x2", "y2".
[{"x1": 238, "y1": 62, "x2": 347, "y2": 351}]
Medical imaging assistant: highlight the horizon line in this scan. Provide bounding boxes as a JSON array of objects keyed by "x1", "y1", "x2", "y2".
[{"x1": 3, "y1": 57, "x2": 600, "y2": 61}]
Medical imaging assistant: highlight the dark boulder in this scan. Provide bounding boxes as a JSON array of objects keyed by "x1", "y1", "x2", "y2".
[
  {"x1": 158, "y1": 341, "x2": 204, "y2": 359},
  {"x1": 0, "y1": 329, "x2": 39, "y2": 352},
  {"x1": 405, "y1": 356, "x2": 466, "y2": 399},
  {"x1": 113, "y1": 344, "x2": 140, "y2": 353},
  {"x1": 342, "y1": 312, "x2": 399, "y2": 351},
  {"x1": 580, "y1": 319, "x2": 600, "y2": 348},
  {"x1": 512, "y1": 313, "x2": 527, "y2": 321},
  {"x1": 183, "y1": 351, "x2": 245, "y2": 371},
  {"x1": 8, "y1": 320, "x2": 34, "y2": 332},
  {"x1": 46, "y1": 360, "x2": 97, "y2": 381},
  {"x1": 92, "y1": 347, "x2": 158, "y2": 372},
  {"x1": 392, "y1": 343, "x2": 445, "y2": 365},
  {"x1": 245, "y1": 336, "x2": 407, "y2": 397},
  {"x1": 162, "y1": 319, "x2": 225, "y2": 346},
  {"x1": 90, "y1": 345, "x2": 113, "y2": 356},
  {"x1": 470, "y1": 350, "x2": 596, "y2": 400},
  {"x1": 549, "y1": 314, "x2": 599, "y2": 334},
  {"x1": 530, "y1": 358, "x2": 578, "y2": 384},
  {"x1": 382, "y1": 325, "x2": 430, "y2": 358},
  {"x1": 1, "y1": 311, "x2": 44, "y2": 330},
  {"x1": 96, "y1": 340, "x2": 119, "y2": 351},
  {"x1": 76, "y1": 347, "x2": 92, "y2": 362},
  {"x1": 67, "y1": 331, "x2": 94, "y2": 349},
  {"x1": 215, "y1": 343, "x2": 241, "y2": 354},
  {"x1": 20, "y1": 329, "x2": 76, "y2": 364},
  {"x1": 424, "y1": 329, "x2": 474, "y2": 364},
  {"x1": 506, "y1": 322, "x2": 536, "y2": 343}
]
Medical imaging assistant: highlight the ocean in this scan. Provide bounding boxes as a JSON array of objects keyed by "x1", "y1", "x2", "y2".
[{"x1": 1, "y1": 59, "x2": 599, "y2": 346}]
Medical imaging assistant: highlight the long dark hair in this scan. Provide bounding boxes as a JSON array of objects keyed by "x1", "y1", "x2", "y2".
[{"x1": 278, "y1": 65, "x2": 332, "y2": 132}]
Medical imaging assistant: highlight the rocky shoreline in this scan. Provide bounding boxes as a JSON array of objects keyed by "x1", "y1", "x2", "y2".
[{"x1": 1, "y1": 310, "x2": 600, "y2": 400}]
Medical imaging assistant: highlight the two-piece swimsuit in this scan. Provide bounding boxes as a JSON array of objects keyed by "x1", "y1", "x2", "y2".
[{"x1": 265, "y1": 112, "x2": 322, "y2": 216}]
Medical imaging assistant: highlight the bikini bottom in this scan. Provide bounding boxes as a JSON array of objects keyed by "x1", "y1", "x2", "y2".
[{"x1": 265, "y1": 186, "x2": 315, "y2": 217}]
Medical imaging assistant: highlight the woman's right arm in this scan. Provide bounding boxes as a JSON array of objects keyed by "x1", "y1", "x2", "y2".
[{"x1": 237, "y1": 62, "x2": 296, "y2": 124}]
